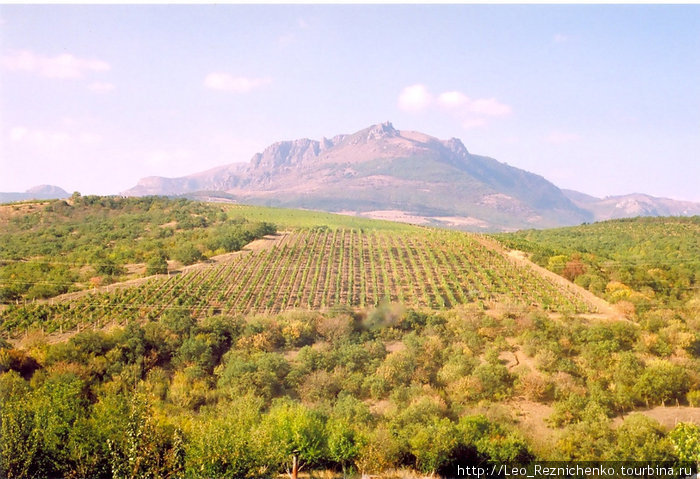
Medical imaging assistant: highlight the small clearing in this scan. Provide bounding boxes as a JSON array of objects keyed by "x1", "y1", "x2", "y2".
[{"x1": 614, "y1": 406, "x2": 700, "y2": 430}]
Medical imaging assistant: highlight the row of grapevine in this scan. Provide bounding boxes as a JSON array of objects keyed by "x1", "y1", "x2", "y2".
[{"x1": 1, "y1": 228, "x2": 594, "y2": 337}]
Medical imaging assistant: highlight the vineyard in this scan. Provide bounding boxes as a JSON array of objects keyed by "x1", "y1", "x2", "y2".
[{"x1": 1, "y1": 227, "x2": 594, "y2": 337}]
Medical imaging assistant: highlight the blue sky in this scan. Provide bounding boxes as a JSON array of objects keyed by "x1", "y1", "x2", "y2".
[{"x1": 1, "y1": 5, "x2": 699, "y2": 201}]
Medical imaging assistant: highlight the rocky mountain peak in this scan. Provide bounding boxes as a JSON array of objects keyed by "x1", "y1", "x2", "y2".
[
  {"x1": 443, "y1": 137, "x2": 469, "y2": 158},
  {"x1": 366, "y1": 121, "x2": 399, "y2": 141},
  {"x1": 250, "y1": 137, "x2": 322, "y2": 170}
]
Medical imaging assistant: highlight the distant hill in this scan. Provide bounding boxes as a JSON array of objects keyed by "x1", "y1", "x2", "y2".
[
  {"x1": 0, "y1": 185, "x2": 69, "y2": 203},
  {"x1": 561, "y1": 189, "x2": 700, "y2": 221},
  {"x1": 123, "y1": 122, "x2": 592, "y2": 231}
]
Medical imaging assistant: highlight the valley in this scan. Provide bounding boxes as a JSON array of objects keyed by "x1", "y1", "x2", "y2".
[{"x1": 1, "y1": 198, "x2": 699, "y2": 478}]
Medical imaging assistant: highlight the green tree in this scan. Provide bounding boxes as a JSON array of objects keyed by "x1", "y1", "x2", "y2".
[
  {"x1": 457, "y1": 415, "x2": 533, "y2": 464},
  {"x1": 30, "y1": 370, "x2": 88, "y2": 477},
  {"x1": 185, "y1": 396, "x2": 270, "y2": 478},
  {"x1": 326, "y1": 418, "x2": 359, "y2": 478},
  {"x1": 613, "y1": 414, "x2": 674, "y2": 460},
  {"x1": 174, "y1": 244, "x2": 203, "y2": 266},
  {"x1": 263, "y1": 400, "x2": 326, "y2": 479},
  {"x1": 669, "y1": 422, "x2": 700, "y2": 463},
  {"x1": 633, "y1": 360, "x2": 689, "y2": 407},
  {"x1": 408, "y1": 416, "x2": 456, "y2": 476},
  {"x1": 145, "y1": 253, "x2": 168, "y2": 275},
  {"x1": 0, "y1": 372, "x2": 36, "y2": 479},
  {"x1": 354, "y1": 426, "x2": 399, "y2": 477}
]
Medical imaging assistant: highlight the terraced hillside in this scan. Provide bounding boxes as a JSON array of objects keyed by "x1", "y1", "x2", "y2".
[{"x1": 1, "y1": 226, "x2": 595, "y2": 338}]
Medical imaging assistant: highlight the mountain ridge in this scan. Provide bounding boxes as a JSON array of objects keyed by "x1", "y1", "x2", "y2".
[
  {"x1": 562, "y1": 189, "x2": 700, "y2": 221},
  {"x1": 122, "y1": 122, "x2": 700, "y2": 231},
  {"x1": 123, "y1": 122, "x2": 597, "y2": 231}
]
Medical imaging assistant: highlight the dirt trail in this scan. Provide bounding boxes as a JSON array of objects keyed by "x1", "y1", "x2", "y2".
[
  {"x1": 8, "y1": 232, "x2": 290, "y2": 346},
  {"x1": 30, "y1": 232, "x2": 290, "y2": 305},
  {"x1": 473, "y1": 235, "x2": 628, "y2": 322}
]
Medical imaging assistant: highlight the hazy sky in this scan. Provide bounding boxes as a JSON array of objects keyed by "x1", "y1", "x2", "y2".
[{"x1": 1, "y1": 5, "x2": 699, "y2": 201}]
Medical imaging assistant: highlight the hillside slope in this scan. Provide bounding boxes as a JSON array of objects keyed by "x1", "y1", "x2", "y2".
[{"x1": 1, "y1": 224, "x2": 596, "y2": 338}]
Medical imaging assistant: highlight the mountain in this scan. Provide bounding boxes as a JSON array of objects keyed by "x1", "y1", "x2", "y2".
[
  {"x1": 562, "y1": 190, "x2": 700, "y2": 221},
  {"x1": 0, "y1": 185, "x2": 69, "y2": 203},
  {"x1": 124, "y1": 122, "x2": 595, "y2": 231}
]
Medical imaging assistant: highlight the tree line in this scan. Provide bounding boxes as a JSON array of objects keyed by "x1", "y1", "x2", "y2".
[{"x1": 2, "y1": 304, "x2": 699, "y2": 478}]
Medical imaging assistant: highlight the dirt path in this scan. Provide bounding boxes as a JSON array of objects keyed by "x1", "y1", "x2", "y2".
[
  {"x1": 473, "y1": 235, "x2": 628, "y2": 322},
  {"x1": 30, "y1": 232, "x2": 290, "y2": 305},
  {"x1": 8, "y1": 232, "x2": 290, "y2": 347}
]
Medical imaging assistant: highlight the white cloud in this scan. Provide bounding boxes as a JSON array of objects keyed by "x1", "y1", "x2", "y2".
[
  {"x1": 2, "y1": 50, "x2": 110, "y2": 79},
  {"x1": 8, "y1": 125, "x2": 101, "y2": 148},
  {"x1": 88, "y1": 81, "x2": 115, "y2": 93},
  {"x1": 9, "y1": 127, "x2": 29, "y2": 142},
  {"x1": 437, "y1": 91, "x2": 470, "y2": 109},
  {"x1": 438, "y1": 91, "x2": 511, "y2": 117},
  {"x1": 398, "y1": 84, "x2": 433, "y2": 112},
  {"x1": 400, "y1": 84, "x2": 512, "y2": 130},
  {"x1": 204, "y1": 73, "x2": 272, "y2": 93},
  {"x1": 468, "y1": 98, "x2": 512, "y2": 117},
  {"x1": 546, "y1": 131, "x2": 581, "y2": 144},
  {"x1": 9, "y1": 126, "x2": 70, "y2": 146}
]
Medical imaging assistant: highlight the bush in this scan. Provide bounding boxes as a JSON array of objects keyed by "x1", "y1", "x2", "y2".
[
  {"x1": 145, "y1": 254, "x2": 168, "y2": 275},
  {"x1": 174, "y1": 244, "x2": 203, "y2": 265}
]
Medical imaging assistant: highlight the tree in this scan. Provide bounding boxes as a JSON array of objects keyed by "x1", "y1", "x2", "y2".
[
  {"x1": 145, "y1": 253, "x2": 168, "y2": 275},
  {"x1": 174, "y1": 244, "x2": 203, "y2": 266},
  {"x1": 94, "y1": 256, "x2": 126, "y2": 278},
  {"x1": 408, "y1": 416, "x2": 456, "y2": 477},
  {"x1": 30, "y1": 370, "x2": 88, "y2": 478},
  {"x1": 0, "y1": 372, "x2": 36, "y2": 479},
  {"x1": 612, "y1": 414, "x2": 673, "y2": 461},
  {"x1": 326, "y1": 418, "x2": 359, "y2": 478},
  {"x1": 457, "y1": 415, "x2": 533, "y2": 464},
  {"x1": 668, "y1": 422, "x2": 700, "y2": 463},
  {"x1": 185, "y1": 396, "x2": 269, "y2": 478},
  {"x1": 633, "y1": 360, "x2": 689, "y2": 407},
  {"x1": 263, "y1": 400, "x2": 326, "y2": 479},
  {"x1": 354, "y1": 426, "x2": 399, "y2": 477}
]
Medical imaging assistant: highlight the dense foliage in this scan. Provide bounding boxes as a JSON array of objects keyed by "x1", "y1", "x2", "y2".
[
  {"x1": 0, "y1": 195, "x2": 275, "y2": 303},
  {"x1": 495, "y1": 217, "x2": 700, "y2": 312},
  {"x1": 1, "y1": 303, "x2": 698, "y2": 478}
]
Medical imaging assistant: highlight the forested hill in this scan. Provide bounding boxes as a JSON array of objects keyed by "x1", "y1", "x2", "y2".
[{"x1": 496, "y1": 216, "x2": 700, "y2": 311}]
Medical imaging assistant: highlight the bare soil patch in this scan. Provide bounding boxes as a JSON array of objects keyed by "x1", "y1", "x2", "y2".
[
  {"x1": 360, "y1": 210, "x2": 431, "y2": 225},
  {"x1": 0, "y1": 201, "x2": 51, "y2": 226},
  {"x1": 507, "y1": 399, "x2": 558, "y2": 448},
  {"x1": 614, "y1": 406, "x2": 700, "y2": 430}
]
